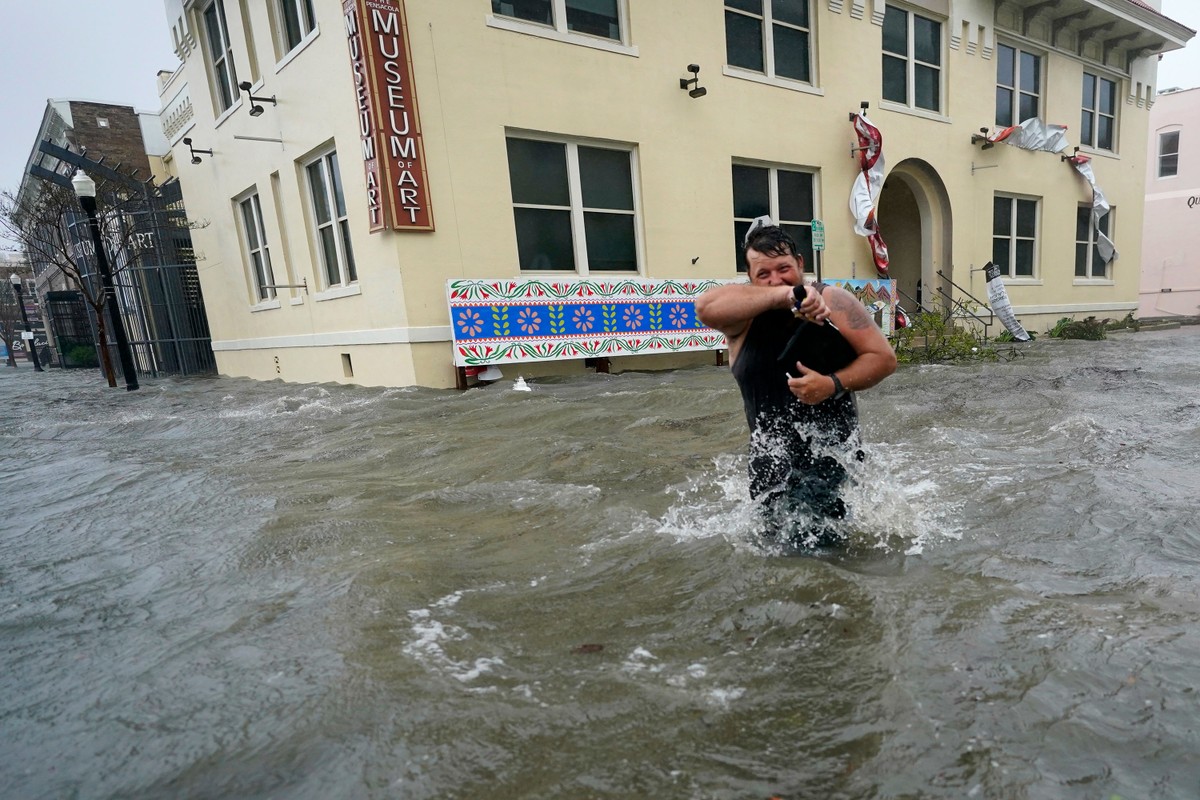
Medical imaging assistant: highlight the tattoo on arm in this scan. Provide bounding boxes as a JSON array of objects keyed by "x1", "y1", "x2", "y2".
[{"x1": 830, "y1": 291, "x2": 875, "y2": 330}]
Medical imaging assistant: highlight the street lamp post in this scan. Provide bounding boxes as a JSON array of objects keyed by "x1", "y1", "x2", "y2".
[
  {"x1": 71, "y1": 169, "x2": 139, "y2": 391},
  {"x1": 8, "y1": 273, "x2": 43, "y2": 372}
]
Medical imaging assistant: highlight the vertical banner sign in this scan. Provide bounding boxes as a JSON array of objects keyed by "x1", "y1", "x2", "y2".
[
  {"x1": 343, "y1": 0, "x2": 434, "y2": 232},
  {"x1": 983, "y1": 261, "x2": 1031, "y2": 342}
]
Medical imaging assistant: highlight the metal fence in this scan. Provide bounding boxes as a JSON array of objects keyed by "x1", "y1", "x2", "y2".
[
  {"x1": 44, "y1": 290, "x2": 95, "y2": 368},
  {"x1": 29, "y1": 142, "x2": 216, "y2": 379},
  {"x1": 110, "y1": 181, "x2": 215, "y2": 377}
]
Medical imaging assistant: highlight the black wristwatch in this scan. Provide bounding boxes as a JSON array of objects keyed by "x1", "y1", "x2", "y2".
[{"x1": 830, "y1": 373, "x2": 847, "y2": 399}]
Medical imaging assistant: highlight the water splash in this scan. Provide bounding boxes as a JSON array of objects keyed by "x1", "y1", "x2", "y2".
[
  {"x1": 655, "y1": 453, "x2": 762, "y2": 550},
  {"x1": 655, "y1": 432, "x2": 962, "y2": 556},
  {"x1": 841, "y1": 440, "x2": 964, "y2": 555}
]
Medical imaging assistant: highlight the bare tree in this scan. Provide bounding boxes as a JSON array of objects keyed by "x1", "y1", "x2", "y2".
[{"x1": 0, "y1": 173, "x2": 198, "y2": 387}]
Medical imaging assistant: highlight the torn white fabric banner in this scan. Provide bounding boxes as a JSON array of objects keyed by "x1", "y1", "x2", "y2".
[
  {"x1": 980, "y1": 118, "x2": 1117, "y2": 265},
  {"x1": 985, "y1": 118, "x2": 1072, "y2": 153},
  {"x1": 1065, "y1": 154, "x2": 1118, "y2": 263}
]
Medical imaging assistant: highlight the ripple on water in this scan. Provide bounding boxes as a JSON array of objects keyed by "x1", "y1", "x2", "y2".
[{"x1": 5, "y1": 331, "x2": 1200, "y2": 799}]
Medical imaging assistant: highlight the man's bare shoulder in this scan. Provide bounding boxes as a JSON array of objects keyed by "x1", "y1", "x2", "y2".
[{"x1": 824, "y1": 285, "x2": 875, "y2": 330}]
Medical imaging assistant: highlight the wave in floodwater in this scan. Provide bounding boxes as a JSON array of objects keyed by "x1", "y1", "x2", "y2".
[{"x1": 3, "y1": 328, "x2": 1200, "y2": 800}]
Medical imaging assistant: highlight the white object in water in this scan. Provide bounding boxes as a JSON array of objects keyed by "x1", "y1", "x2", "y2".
[
  {"x1": 477, "y1": 365, "x2": 504, "y2": 382},
  {"x1": 512, "y1": 376, "x2": 531, "y2": 392}
]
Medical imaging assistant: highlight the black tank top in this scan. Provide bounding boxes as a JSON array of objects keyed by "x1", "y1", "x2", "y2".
[{"x1": 731, "y1": 304, "x2": 859, "y2": 449}]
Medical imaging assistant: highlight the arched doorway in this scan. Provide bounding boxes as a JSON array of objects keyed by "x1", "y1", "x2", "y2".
[{"x1": 876, "y1": 159, "x2": 953, "y2": 317}]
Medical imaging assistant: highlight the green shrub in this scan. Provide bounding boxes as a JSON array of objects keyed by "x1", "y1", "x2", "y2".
[
  {"x1": 893, "y1": 312, "x2": 998, "y2": 364},
  {"x1": 1047, "y1": 315, "x2": 1107, "y2": 340},
  {"x1": 66, "y1": 344, "x2": 99, "y2": 367},
  {"x1": 1047, "y1": 317, "x2": 1073, "y2": 338},
  {"x1": 1104, "y1": 312, "x2": 1139, "y2": 332},
  {"x1": 996, "y1": 328, "x2": 1036, "y2": 343}
]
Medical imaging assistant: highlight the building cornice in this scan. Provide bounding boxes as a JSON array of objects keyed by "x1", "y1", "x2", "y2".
[{"x1": 1001, "y1": 0, "x2": 1195, "y2": 54}]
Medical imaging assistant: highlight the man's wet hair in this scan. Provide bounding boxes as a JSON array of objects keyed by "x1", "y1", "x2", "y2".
[{"x1": 743, "y1": 225, "x2": 801, "y2": 268}]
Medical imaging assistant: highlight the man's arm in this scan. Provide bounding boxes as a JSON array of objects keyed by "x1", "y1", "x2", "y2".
[
  {"x1": 694, "y1": 284, "x2": 793, "y2": 340},
  {"x1": 695, "y1": 283, "x2": 828, "y2": 339},
  {"x1": 787, "y1": 286, "x2": 897, "y2": 404}
]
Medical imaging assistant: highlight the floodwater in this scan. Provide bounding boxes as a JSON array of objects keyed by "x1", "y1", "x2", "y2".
[{"x1": 2, "y1": 327, "x2": 1199, "y2": 800}]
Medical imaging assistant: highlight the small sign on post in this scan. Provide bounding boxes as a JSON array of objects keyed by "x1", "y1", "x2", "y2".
[
  {"x1": 810, "y1": 219, "x2": 826, "y2": 281},
  {"x1": 811, "y1": 219, "x2": 825, "y2": 251},
  {"x1": 21, "y1": 331, "x2": 34, "y2": 340}
]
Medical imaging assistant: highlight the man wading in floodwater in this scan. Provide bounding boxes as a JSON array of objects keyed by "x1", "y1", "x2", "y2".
[{"x1": 696, "y1": 219, "x2": 897, "y2": 547}]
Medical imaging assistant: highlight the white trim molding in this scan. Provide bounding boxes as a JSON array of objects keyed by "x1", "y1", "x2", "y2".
[
  {"x1": 485, "y1": 14, "x2": 638, "y2": 57},
  {"x1": 1009, "y1": 301, "x2": 1137, "y2": 315},
  {"x1": 212, "y1": 325, "x2": 453, "y2": 351},
  {"x1": 949, "y1": 0, "x2": 993, "y2": 58}
]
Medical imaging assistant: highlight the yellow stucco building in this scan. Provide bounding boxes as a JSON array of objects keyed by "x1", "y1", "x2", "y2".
[{"x1": 160, "y1": 0, "x2": 1192, "y2": 388}]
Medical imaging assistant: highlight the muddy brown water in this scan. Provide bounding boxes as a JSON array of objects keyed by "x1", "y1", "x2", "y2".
[{"x1": 2, "y1": 327, "x2": 1199, "y2": 799}]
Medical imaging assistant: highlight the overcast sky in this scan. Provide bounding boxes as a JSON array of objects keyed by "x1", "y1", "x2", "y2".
[
  {"x1": 1, "y1": 0, "x2": 1199, "y2": 248},
  {"x1": 0, "y1": 0, "x2": 178, "y2": 195}
]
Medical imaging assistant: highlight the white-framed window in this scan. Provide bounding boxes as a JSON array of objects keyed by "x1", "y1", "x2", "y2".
[
  {"x1": 491, "y1": 0, "x2": 624, "y2": 42},
  {"x1": 304, "y1": 150, "x2": 357, "y2": 288},
  {"x1": 731, "y1": 162, "x2": 816, "y2": 272},
  {"x1": 201, "y1": 0, "x2": 239, "y2": 112},
  {"x1": 504, "y1": 135, "x2": 639, "y2": 274},
  {"x1": 996, "y1": 43, "x2": 1041, "y2": 127},
  {"x1": 237, "y1": 191, "x2": 276, "y2": 302},
  {"x1": 882, "y1": 4, "x2": 942, "y2": 113},
  {"x1": 992, "y1": 194, "x2": 1038, "y2": 278},
  {"x1": 277, "y1": 0, "x2": 316, "y2": 54},
  {"x1": 1081, "y1": 72, "x2": 1117, "y2": 151},
  {"x1": 1158, "y1": 130, "x2": 1180, "y2": 178},
  {"x1": 724, "y1": 0, "x2": 813, "y2": 85},
  {"x1": 1075, "y1": 206, "x2": 1112, "y2": 280}
]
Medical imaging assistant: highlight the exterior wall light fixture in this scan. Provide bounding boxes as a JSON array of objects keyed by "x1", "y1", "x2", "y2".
[
  {"x1": 182, "y1": 138, "x2": 213, "y2": 164},
  {"x1": 238, "y1": 81, "x2": 277, "y2": 117},
  {"x1": 971, "y1": 127, "x2": 996, "y2": 150},
  {"x1": 680, "y1": 64, "x2": 706, "y2": 98}
]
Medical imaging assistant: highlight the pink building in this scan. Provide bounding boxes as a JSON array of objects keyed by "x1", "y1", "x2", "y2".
[{"x1": 1141, "y1": 86, "x2": 1200, "y2": 318}]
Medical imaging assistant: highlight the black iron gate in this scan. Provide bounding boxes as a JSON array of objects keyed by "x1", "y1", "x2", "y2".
[
  {"x1": 112, "y1": 180, "x2": 215, "y2": 377},
  {"x1": 44, "y1": 290, "x2": 97, "y2": 368},
  {"x1": 30, "y1": 142, "x2": 216, "y2": 378}
]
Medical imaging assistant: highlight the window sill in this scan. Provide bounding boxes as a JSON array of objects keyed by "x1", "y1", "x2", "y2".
[
  {"x1": 314, "y1": 283, "x2": 362, "y2": 302},
  {"x1": 1003, "y1": 278, "x2": 1041, "y2": 286},
  {"x1": 213, "y1": 97, "x2": 244, "y2": 130},
  {"x1": 1072, "y1": 278, "x2": 1114, "y2": 286},
  {"x1": 485, "y1": 15, "x2": 638, "y2": 57},
  {"x1": 519, "y1": 269, "x2": 642, "y2": 277},
  {"x1": 722, "y1": 66, "x2": 824, "y2": 96},
  {"x1": 250, "y1": 298, "x2": 281, "y2": 312},
  {"x1": 879, "y1": 100, "x2": 951, "y2": 124},
  {"x1": 1077, "y1": 145, "x2": 1119, "y2": 160},
  {"x1": 274, "y1": 25, "x2": 319, "y2": 74}
]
